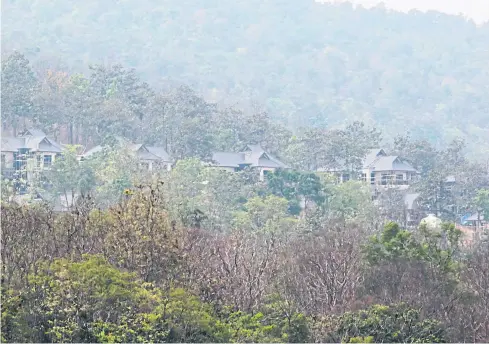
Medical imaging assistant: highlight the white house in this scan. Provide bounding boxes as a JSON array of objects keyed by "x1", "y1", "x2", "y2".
[
  {"x1": 81, "y1": 138, "x2": 172, "y2": 171},
  {"x1": 1, "y1": 128, "x2": 63, "y2": 182}
]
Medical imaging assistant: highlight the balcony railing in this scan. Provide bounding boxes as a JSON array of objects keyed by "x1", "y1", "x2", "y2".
[{"x1": 377, "y1": 179, "x2": 410, "y2": 186}]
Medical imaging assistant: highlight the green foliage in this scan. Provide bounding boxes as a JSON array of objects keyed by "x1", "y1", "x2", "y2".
[
  {"x1": 2, "y1": 254, "x2": 314, "y2": 343},
  {"x1": 6, "y1": 1, "x2": 488, "y2": 154},
  {"x1": 233, "y1": 195, "x2": 297, "y2": 232},
  {"x1": 348, "y1": 336, "x2": 374, "y2": 343},
  {"x1": 46, "y1": 145, "x2": 96, "y2": 197},
  {"x1": 166, "y1": 158, "x2": 256, "y2": 230},
  {"x1": 327, "y1": 181, "x2": 374, "y2": 221},
  {"x1": 334, "y1": 303, "x2": 447, "y2": 343},
  {"x1": 266, "y1": 168, "x2": 325, "y2": 214},
  {"x1": 1, "y1": 256, "x2": 228, "y2": 343},
  {"x1": 365, "y1": 221, "x2": 461, "y2": 275},
  {"x1": 365, "y1": 222, "x2": 422, "y2": 264},
  {"x1": 1, "y1": 51, "x2": 37, "y2": 130},
  {"x1": 222, "y1": 295, "x2": 309, "y2": 343},
  {"x1": 474, "y1": 189, "x2": 489, "y2": 220}
]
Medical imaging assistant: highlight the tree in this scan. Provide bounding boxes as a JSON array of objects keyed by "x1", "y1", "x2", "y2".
[
  {"x1": 233, "y1": 195, "x2": 297, "y2": 233},
  {"x1": 474, "y1": 189, "x2": 489, "y2": 221},
  {"x1": 362, "y1": 222, "x2": 464, "y2": 324},
  {"x1": 84, "y1": 144, "x2": 140, "y2": 208},
  {"x1": 266, "y1": 169, "x2": 325, "y2": 214},
  {"x1": 331, "y1": 303, "x2": 447, "y2": 343},
  {"x1": 1, "y1": 255, "x2": 231, "y2": 343},
  {"x1": 4, "y1": 1, "x2": 489, "y2": 156},
  {"x1": 144, "y1": 86, "x2": 216, "y2": 160},
  {"x1": 376, "y1": 188, "x2": 409, "y2": 226},
  {"x1": 1, "y1": 52, "x2": 37, "y2": 133},
  {"x1": 326, "y1": 181, "x2": 375, "y2": 224},
  {"x1": 45, "y1": 145, "x2": 96, "y2": 206}
]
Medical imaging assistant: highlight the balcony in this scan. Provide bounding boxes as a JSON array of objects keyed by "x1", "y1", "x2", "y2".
[{"x1": 377, "y1": 179, "x2": 410, "y2": 186}]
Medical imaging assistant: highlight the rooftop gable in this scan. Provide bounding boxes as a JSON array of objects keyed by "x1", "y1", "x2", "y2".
[
  {"x1": 1, "y1": 134, "x2": 62, "y2": 153},
  {"x1": 212, "y1": 152, "x2": 246, "y2": 167},
  {"x1": 368, "y1": 155, "x2": 417, "y2": 172},
  {"x1": 212, "y1": 144, "x2": 288, "y2": 169},
  {"x1": 363, "y1": 148, "x2": 387, "y2": 167},
  {"x1": 19, "y1": 128, "x2": 47, "y2": 137},
  {"x1": 146, "y1": 146, "x2": 171, "y2": 162},
  {"x1": 1, "y1": 137, "x2": 26, "y2": 152}
]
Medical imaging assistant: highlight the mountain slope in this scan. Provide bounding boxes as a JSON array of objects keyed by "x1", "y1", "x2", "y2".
[{"x1": 2, "y1": 0, "x2": 489, "y2": 156}]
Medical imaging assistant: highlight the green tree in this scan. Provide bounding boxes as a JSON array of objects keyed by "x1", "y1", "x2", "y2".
[
  {"x1": 45, "y1": 145, "x2": 96, "y2": 205},
  {"x1": 332, "y1": 304, "x2": 447, "y2": 343},
  {"x1": 1, "y1": 255, "x2": 231, "y2": 343},
  {"x1": 474, "y1": 189, "x2": 489, "y2": 220},
  {"x1": 1, "y1": 52, "x2": 37, "y2": 133},
  {"x1": 362, "y1": 222, "x2": 463, "y2": 323},
  {"x1": 327, "y1": 181, "x2": 375, "y2": 223},
  {"x1": 266, "y1": 169, "x2": 325, "y2": 214},
  {"x1": 233, "y1": 195, "x2": 297, "y2": 233}
]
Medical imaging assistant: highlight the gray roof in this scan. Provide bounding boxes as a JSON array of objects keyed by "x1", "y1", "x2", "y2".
[
  {"x1": 212, "y1": 152, "x2": 246, "y2": 167},
  {"x1": 363, "y1": 148, "x2": 387, "y2": 167},
  {"x1": 82, "y1": 145, "x2": 104, "y2": 158},
  {"x1": 466, "y1": 213, "x2": 485, "y2": 221},
  {"x1": 404, "y1": 193, "x2": 420, "y2": 210},
  {"x1": 317, "y1": 148, "x2": 387, "y2": 172},
  {"x1": 82, "y1": 141, "x2": 171, "y2": 162},
  {"x1": 1, "y1": 137, "x2": 25, "y2": 151},
  {"x1": 144, "y1": 146, "x2": 171, "y2": 162},
  {"x1": 19, "y1": 128, "x2": 47, "y2": 137},
  {"x1": 367, "y1": 155, "x2": 417, "y2": 172},
  {"x1": 1, "y1": 132, "x2": 63, "y2": 153},
  {"x1": 212, "y1": 144, "x2": 288, "y2": 169}
]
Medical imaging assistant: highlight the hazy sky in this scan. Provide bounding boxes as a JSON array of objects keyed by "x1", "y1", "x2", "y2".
[{"x1": 327, "y1": 0, "x2": 489, "y2": 24}]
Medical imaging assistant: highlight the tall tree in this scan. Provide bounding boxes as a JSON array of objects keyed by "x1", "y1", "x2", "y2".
[{"x1": 1, "y1": 52, "x2": 37, "y2": 134}]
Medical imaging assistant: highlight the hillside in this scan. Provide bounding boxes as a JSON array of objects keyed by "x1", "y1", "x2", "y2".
[{"x1": 2, "y1": 0, "x2": 489, "y2": 156}]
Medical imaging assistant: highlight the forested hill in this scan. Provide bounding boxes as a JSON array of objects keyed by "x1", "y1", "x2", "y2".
[{"x1": 3, "y1": 0, "x2": 489, "y2": 156}]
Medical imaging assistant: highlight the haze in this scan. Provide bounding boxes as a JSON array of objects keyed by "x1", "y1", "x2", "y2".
[{"x1": 328, "y1": 0, "x2": 489, "y2": 23}]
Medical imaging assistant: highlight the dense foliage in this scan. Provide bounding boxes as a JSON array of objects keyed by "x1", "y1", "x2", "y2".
[
  {"x1": 3, "y1": 0, "x2": 489, "y2": 156},
  {"x1": 2, "y1": 179, "x2": 489, "y2": 342},
  {"x1": 2, "y1": 2, "x2": 489, "y2": 342}
]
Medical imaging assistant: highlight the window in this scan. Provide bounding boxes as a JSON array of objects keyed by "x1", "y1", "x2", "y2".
[
  {"x1": 396, "y1": 174, "x2": 404, "y2": 184},
  {"x1": 1, "y1": 154, "x2": 5, "y2": 165},
  {"x1": 343, "y1": 174, "x2": 350, "y2": 182},
  {"x1": 37, "y1": 155, "x2": 42, "y2": 168},
  {"x1": 370, "y1": 172, "x2": 375, "y2": 184},
  {"x1": 361, "y1": 173, "x2": 367, "y2": 182},
  {"x1": 43, "y1": 155, "x2": 52, "y2": 166},
  {"x1": 13, "y1": 152, "x2": 26, "y2": 171}
]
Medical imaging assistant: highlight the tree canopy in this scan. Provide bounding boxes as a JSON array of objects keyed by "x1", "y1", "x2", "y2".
[{"x1": 2, "y1": 0, "x2": 489, "y2": 157}]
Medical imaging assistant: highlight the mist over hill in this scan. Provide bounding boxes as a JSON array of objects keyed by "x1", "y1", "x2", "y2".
[{"x1": 2, "y1": 0, "x2": 489, "y2": 156}]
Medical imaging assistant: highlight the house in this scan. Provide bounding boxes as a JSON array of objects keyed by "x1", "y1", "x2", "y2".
[
  {"x1": 463, "y1": 212, "x2": 487, "y2": 230},
  {"x1": 318, "y1": 148, "x2": 417, "y2": 189},
  {"x1": 454, "y1": 212, "x2": 489, "y2": 246},
  {"x1": 1, "y1": 128, "x2": 63, "y2": 183},
  {"x1": 81, "y1": 138, "x2": 172, "y2": 171},
  {"x1": 211, "y1": 144, "x2": 288, "y2": 180},
  {"x1": 360, "y1": 149, "x2": 417, "y2": 188}
]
